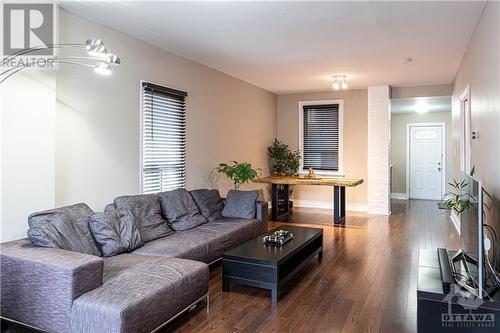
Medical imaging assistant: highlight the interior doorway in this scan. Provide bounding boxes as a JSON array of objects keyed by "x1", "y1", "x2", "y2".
[
  {"x1": 406, "y1": 123, "x2": 445, "y2": 200},
  {"x1": 390, "y1": 96, "x2": 451, "y2": 202}
]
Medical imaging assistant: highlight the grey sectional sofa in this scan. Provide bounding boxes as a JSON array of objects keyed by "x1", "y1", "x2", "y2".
[{"x1": 0, "y1": 190, "x2": 268, "y2": 333}]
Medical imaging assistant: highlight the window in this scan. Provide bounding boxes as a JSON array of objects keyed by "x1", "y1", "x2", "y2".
[
  {"x1": 141, "y1": 82, "x2": 187, "y2": 193},
  {"x1": 299, "y1": 100, "x2": 343, "y2": 175}
]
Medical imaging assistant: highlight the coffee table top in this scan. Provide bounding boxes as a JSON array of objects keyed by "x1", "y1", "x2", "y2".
[{"x1": 223, "y1": 225, "x2": 323, "y2": 265}]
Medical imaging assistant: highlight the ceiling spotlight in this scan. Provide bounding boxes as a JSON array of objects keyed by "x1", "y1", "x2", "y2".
[
  {"x1": 85, "y1": 38, "x2": 104, "y2": 51},
  {"x1": 94, "y1": 62, "x2": 112, "y2": 75},
  {"x1": 105, "y1": 53, "x2": 120, "y2": 65},
  {"x1": 402, "y1": 57, "x2": 412, "y2": 64},
  {"x1": 332, "y1": 75, "x2": 348, "y2": 90},
  {"x1": 415, "y1": 104, "x2": 429, "y2": 114},
  {"x1": 88, "y1": 44, "x2": 108, "y2": 58}
]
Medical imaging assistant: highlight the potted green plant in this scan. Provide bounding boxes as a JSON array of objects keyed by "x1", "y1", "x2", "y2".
[
  {"x1": 442, "y1": 166, "x2": 492, "y2": 219},
  {"x1": 267, "y1": 138, "x2": 301, "y2": 176},
  {"x1": 216, "y1": 161, "x2": 262, "y2": 189},
  {"x1": 267, "y1": 139, "x2": 301, "y2": 210}
]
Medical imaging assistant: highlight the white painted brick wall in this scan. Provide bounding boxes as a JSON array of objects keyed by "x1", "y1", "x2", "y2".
[{"x1": 367, "y1": 86, "x2": 391, "y2": 215}]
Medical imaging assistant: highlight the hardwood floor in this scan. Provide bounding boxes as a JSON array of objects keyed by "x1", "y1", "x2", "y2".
[
  {"x1": 165, "y1": 199, "x2": 459, "y2": 333},
  {"x1": 2, "y1": 199, "x2": 459, "y2": 333}
]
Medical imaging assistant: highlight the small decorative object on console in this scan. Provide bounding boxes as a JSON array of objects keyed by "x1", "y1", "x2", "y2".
[
  {"x1": 307, "y1": 167, "x2": 316, "y2": 179},
  {"x1": 263, "y1": 229, "x2": 293, "y2": 245}
]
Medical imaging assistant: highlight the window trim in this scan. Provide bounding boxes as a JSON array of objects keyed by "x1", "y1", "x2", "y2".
[
  {"x1": 139, "y1": 80, "x2": 187, "y2": 194},
  {"x1": 298, "y1": 99, "x2": 344, "y2": 177}
]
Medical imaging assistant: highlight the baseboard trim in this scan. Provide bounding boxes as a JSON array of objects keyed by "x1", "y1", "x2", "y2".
[
  {"x1": 390, "y1": 192, "x2": 409, "y2": 200},
  {"x1": 268, "y1": 199, "x2": 367, "y2": 212},
  {"x1": 450, "y1": 210, "x2": 460, "y2": 234}
]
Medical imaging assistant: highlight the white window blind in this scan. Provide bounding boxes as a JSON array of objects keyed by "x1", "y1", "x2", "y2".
[
  {"x1": 141, "y1": 82, "x2": 187, "y2": 193},
  {"x1": 302, "y1": 104, "x2": 339, "y2": 171}
]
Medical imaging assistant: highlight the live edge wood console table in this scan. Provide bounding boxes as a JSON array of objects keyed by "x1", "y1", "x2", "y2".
[{"x1": 256, "y1": 176, "x2": 364, "y2": 225}]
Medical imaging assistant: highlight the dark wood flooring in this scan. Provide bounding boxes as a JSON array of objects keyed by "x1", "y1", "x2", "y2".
[
  {"x1": 164, "y1": 199, "x2": 459, "y2": 333},
  {"x1": 3, "y1": 200, "x2": 459, "y2": 333}
]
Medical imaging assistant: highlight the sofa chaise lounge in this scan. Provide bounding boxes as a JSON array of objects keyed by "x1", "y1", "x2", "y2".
[{"x1": 0, "y1": 189, "x2": 268, "y2": 333}]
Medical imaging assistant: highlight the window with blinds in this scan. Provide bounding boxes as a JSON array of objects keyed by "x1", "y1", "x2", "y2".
[
  {"x1": 302, "y1": 104, "x2": 340, "y2": 172},
  {"x1": 141, "y1": 82, "x2": 187, "y2": 194}
]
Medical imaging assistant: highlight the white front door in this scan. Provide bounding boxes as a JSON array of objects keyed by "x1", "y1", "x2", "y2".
[{"x1": 409, "y1": 125, "x2": 443, "y2": 200}]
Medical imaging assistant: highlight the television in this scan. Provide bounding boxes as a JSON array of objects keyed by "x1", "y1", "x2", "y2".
[{"x1": 451, "y1": 172, "x2": 485, "y2": 298}]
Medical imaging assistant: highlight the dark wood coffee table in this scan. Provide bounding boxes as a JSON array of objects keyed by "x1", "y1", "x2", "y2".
[{"x1": 222, "y1": 225, "x2": 323, "y2": 302}]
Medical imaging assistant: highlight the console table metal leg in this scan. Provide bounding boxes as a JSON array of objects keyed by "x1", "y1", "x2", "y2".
[
  {"x1": 340, "y1": 186, "x2": 345, "y2": 218},
  {"x1": 271, "y1": 183, "x2": 290, "y2": 221},
  {"x1": 333, "y1": 186, "x2": 346, "y2": 225},
  {"x1": 271, "y1": 184, "x2": 278, "y2": 220},
  {"x1": 283, "y1": 184, "x2": 289, "y2": 214}
]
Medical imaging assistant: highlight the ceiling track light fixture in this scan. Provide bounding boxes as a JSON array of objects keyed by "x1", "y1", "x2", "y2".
[
  {"x1": 332, "y1": 75, "x2": 348, "y2": 90},
  {"x1": 0, "y1": 38, "x2": 121, "y2": 84}
]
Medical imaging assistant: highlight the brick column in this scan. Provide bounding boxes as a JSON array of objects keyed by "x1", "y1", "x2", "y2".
[{"x1": 367, "y1": 86, "x2": 391, "y2": 215}]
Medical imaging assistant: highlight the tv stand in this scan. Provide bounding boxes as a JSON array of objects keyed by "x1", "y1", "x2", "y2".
[{"x1": 417, "y1": 249, "x2": 500, "y2": 332}]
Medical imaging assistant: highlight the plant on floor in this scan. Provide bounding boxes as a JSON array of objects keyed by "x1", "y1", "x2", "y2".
[
  {"x1": 216, "y1": 161, "x2": 262, "y2": 189},
  {"x1": 267, "y1": 138, "x2": 301, "y2": 176}
]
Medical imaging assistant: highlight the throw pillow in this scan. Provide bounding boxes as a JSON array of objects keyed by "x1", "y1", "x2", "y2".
[
  {"x1": 158, "y1": 188, "x2": 208, "y2": 231},
  {"x1": 27, "y1": 203, "x2": 101, "y2": 256},
  {"x1": 222, "y1": 190, "x2": 258, "y2": 219},
  {"x1": 88, "y1": 209, "x2": 143, "y2": 257},
  {"x1": 114, "y1": 194, "x2": 172, "y2": 242},
  {"x1": 190, "y1": 189, "x2": 224, "y2": 222}
]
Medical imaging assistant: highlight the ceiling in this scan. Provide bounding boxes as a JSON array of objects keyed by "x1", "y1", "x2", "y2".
[
  {"x1": 60, "y1": 1, "x2": 486, "y2": 94},
  {"x1": 391, "y1": 96, "x2": 451, "y2": 114}
]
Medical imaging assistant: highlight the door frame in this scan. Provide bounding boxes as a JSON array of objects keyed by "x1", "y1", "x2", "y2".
[
  {"x1": 405, "y1": 122, "x2": 446, "y2": 200},
  {"x1": 459, "y1": 84, "x2": 472, "y2": 173}
]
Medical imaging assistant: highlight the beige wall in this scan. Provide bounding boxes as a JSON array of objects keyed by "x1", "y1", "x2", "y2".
[
  {"x1": 391, "y1": 84, "x2": 453, "y2": 99},
  {"x1": 277, "y1": 90, "x2": 367, "y2": 208},
  {"x1": 390, "y1": 112, "x2": 453, "y2": 195},
  {"x1": 452, "y1": 2, "x2": 499, "y2": 259},
  {"x1": 55, "y1": 10, "x2": 277, "y2": 211}
]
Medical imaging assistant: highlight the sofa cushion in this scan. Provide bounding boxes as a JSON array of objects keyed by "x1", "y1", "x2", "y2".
[
  {"x1": 190, "y1": 189, "x2": 224, "y2": 222},
  {"x1": 88, "y1": 210, "x2": 143, "y2": 257},
  {"x1": 222, "y1": 190, "x2": 258, "y2": 219},
  {"x1": 131, "y1": 218, "x2": 262, "y2": 263},
  {"x1": 132, "y1": 228, "x2": 211, "y2": 262},
  {"x1": 70, "y1": 255, "x2": 208, "y2": 333},
  {"x1": 104, "y1": 203, "x2": 115, "y2": 213},
  {"x1": 113, "y1": 194, "x2": 172, "y2": 242},
  {"x1": 27, "y1": 203, "x2": 101, "y2": 256},
  {"x1": 158, "y1": 189, "x2": 207, "y2": 231},
  {"x1": 198, "y1": 218, "x2": 263, "y2": 261}
]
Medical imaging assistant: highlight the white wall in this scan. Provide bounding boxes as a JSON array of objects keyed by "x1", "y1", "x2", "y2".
[
  {"x1": 452, "y1": 2, "x2": 500, "y2": 266},
  {"x1": 55, "y1": 10, "x2": 276, "y2": 211},
  {"x1": 1, "y1": 71, "x2": 56, "y2": 242}
]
